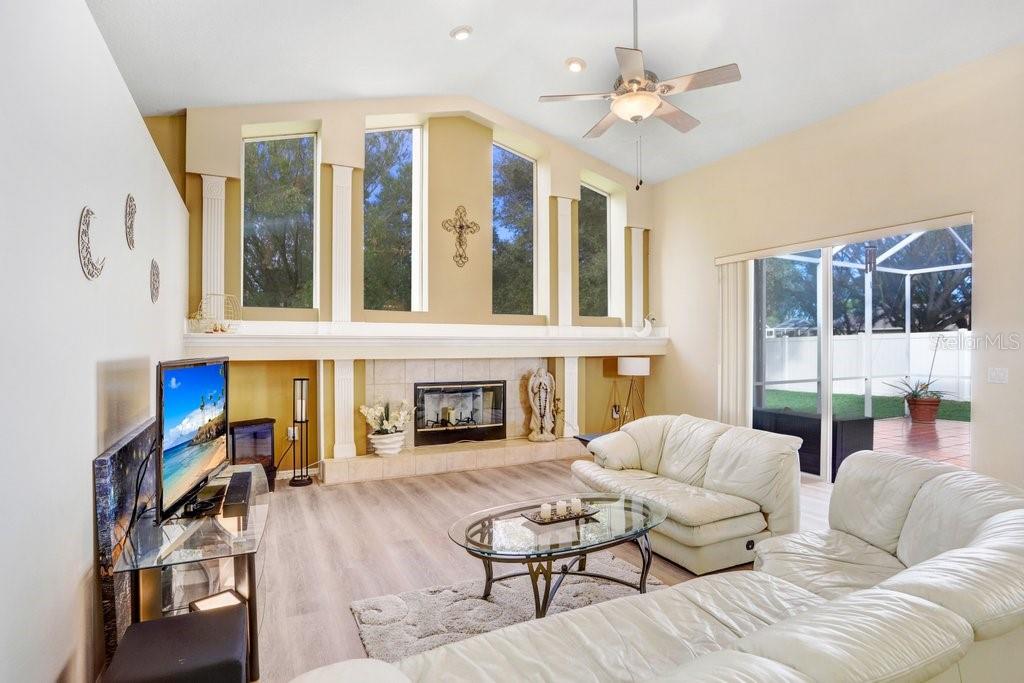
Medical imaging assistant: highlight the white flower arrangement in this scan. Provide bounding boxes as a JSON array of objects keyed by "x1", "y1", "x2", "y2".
[{"x1": 359, "y1": 399, "x2": 412, "y2": 435}]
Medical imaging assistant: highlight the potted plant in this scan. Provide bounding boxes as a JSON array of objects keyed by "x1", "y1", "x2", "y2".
[
  {"x1": 885, "y1": 378, "x2": 946, "y2": 423},
  {"x1": 360, "y1": 400, "x2": 412, "y2": 456},
  {"x1": 885, "y1": 344, "x2": 947, "y2": 424}
]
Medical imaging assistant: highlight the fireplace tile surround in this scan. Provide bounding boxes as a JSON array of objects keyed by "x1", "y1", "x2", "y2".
[{"x1": 365, "y1": 357, "x2": 545, "y2": 449}]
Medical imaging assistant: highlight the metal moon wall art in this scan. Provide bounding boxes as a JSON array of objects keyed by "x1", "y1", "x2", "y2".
[
  {"x1": 78, "y1": 206, "x2": 106, "y2": 280},
  {"x1": 150, "y1": 260, "x2": 160, "y2": 303},
  {"x1": 124, "y1": 194, "x2": 136, "y2": 249},
  {"x1": 442, "y1": 205, "x2": 480, "y2": 268}
]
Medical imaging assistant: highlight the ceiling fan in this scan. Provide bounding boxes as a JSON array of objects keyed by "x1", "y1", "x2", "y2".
[{"x1": 539, "y1": 0, "x2": 741, "y2": 139}]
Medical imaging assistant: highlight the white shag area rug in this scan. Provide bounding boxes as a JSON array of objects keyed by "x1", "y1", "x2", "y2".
[{"x1": 350, "y1": 551, "x2": 664, "y2": 662}]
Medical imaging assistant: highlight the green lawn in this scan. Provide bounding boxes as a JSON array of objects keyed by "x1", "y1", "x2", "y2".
[{"x1": 763, "y1": 389, "x2": 971, "y2": 422}]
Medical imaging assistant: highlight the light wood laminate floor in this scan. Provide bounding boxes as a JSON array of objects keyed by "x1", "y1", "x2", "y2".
[{"x1": 259, "y1": 459, "x2": 831, "y2": 682}]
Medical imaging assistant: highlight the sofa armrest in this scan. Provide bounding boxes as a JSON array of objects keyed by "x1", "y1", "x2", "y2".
[
  {"x1": 290, "y1": 659, "x2": 411, "y2": 683},
  {"x1": 587, "y1": 431, "x2": 641, "y2": 470}
]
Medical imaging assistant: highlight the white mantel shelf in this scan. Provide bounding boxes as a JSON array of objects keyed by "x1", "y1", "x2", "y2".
[{"x1": 182, "y1": 321, "x2": 669, "y2": 361}]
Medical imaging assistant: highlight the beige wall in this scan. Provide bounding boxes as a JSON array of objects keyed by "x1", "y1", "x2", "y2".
[
  {"x1": 649, "y1": 45, "x2": 1024, "y2": 485},
  {"x1": 144, "y1": 114, "x2": 186, "y2": 200}
]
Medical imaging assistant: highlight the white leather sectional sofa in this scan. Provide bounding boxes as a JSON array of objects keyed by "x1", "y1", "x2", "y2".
[
  {"x1": 296, "y1": 447, "x2": 1024, "y2": 682},
  {"x1": 572, "y1": 414, "x2": 803, "y2": 574}
]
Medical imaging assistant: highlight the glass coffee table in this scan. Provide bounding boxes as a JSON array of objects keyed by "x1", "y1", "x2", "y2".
[{"x1": 448, "y1": 493, "x2": 667, "y2": 618}]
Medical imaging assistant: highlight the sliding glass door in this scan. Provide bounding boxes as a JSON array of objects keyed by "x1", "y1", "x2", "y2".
[
  {"x1": 751, "y1": 224, "x2": 973, "y2": 481},
  {"x1": 753, "y1": 249, "x2": 825, "y2": 475}
]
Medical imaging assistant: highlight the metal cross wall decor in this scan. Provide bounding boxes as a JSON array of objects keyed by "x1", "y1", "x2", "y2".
[{"x1": 442, "y1": 205, "x2": 480, "y2": 268}]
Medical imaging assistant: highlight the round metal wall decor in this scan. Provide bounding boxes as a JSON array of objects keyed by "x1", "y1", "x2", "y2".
[
  {"x1": 149, "y1": 259, "x2": 160, "y2": 303},
  {"x1": 78, "y1": 206, "x2": 106, "y2": 280},
  {"x1": 124, "y1": 194, "x2": 137, "y2": 250}
]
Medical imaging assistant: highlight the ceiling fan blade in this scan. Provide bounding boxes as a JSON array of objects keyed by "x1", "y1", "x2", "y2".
[
  {"x1": 615, "y1": 47, "x2": 646, "y2": 85},
  {"x1": 584, "y1": 111, "x2": 618, "y2": 139},
  {"x1": 539, "y1": 92, "x2": 613, "y2": 103},
  {"x1": 658, "y1": 63, "x2": 741, "y2": 96},
  {"x1": 654, "y1": 100, "x2": 700, "y2": 134}
]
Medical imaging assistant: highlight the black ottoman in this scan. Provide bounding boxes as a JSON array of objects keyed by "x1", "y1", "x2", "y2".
[{"x1": 103, "y1": 603, "x2": 248, "y2": 682}]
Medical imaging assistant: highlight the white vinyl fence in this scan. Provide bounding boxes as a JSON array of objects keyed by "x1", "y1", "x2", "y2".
[{"x1": 763, "y1": 330, "x2": 972, "y2": 400}]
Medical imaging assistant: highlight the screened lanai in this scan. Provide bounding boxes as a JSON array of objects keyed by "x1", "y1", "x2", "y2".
[{"x1": 753, "y1": 224, "x2": 973, "y2": 471}]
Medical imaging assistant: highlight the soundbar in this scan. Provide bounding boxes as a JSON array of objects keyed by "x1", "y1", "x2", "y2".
[{"x1": 222, "y1": 471, "x2": 252, "y2": 518}]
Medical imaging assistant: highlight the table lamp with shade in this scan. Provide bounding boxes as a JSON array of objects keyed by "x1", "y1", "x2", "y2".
[{"x1": 616, "y1": 356, "x2": 650, "y2": 427}]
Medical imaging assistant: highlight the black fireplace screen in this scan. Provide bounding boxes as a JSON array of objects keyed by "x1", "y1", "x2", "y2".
[{"x1": 414, "y1": 381, "x2": 506, "y2": 446}]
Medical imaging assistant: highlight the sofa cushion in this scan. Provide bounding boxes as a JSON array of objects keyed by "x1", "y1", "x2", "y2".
[
  {"x1": 754, "y1": 529, "x2": 905, "y2": 599},
  {"x1": 731, "y1": 588, "x2": 974, "y2": 683},
  {"x1": 897, "y1": 469, "x2": 1024, "y2": 567},
  {"x1": 879, "y1": 546, "x2": 1024, "y2": 641},
  {"x1": 704, "y1": 426, "x2": 802, "y2": 535},
  {"x1": 829, "y1": 450, "x2": 956, "y2": 554},
  {"x1": 397, "y1": 570, "x2": 821, "y2": 682},
  {"x1": 657, "y1": 414, "x2": 732, "y2": 486},
  {"x1": 572, "y1": 460, "x2": 761, "y2": 526},
  {"x1": 670, "y1": 571, "x2": 825, "y2": 638},
  {"x1": 650, "y1": 650, "x2": 813, "y2": 682},
  {"x1": 587, "y1": 430, "x2": 642, "y2": 470},
  {"x1": 969, "y1": 508, "x2": 1024, "y2": 558},
  {"x1": 396, "y1": 579, "x2": 740, "y2": 681},
  {"x1": 622, "y1": 415, "x2": 677, "y2": 473},
  {"x1": 657, "y1": 512, "x2": 768, "y2": 547}
]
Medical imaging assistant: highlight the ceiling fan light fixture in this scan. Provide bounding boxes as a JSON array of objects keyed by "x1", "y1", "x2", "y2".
[
  {"x1": 565, "y1": 57, "x2": 587, "y2": 73},
  {"x1": 449, "y1": 25, "x2": 472, "y2": 41},
  {"x1": 610, "y1": 90, "x2": 660, "y2": 123}
]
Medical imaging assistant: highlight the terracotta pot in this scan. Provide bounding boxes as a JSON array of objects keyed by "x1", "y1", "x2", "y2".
[
  {"x1": 368, "y1": 431, "x2": 405, "y2": 456},
  {"x1": 906, "y1": 396, "x2": 941, "y2": 423}
]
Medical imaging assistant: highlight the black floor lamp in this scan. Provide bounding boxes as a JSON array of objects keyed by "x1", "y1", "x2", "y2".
[{"x1": 290, "y1": 377, "x2": 312, "y2": 487}]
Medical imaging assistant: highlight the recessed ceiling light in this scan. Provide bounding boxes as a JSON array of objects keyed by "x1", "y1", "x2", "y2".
[
  {"x1": 565, "y1": 58, "x2": 587, "y2": 73},
  {"x1": 449, "y1": 25, "x2": 472, "y2": 41}
]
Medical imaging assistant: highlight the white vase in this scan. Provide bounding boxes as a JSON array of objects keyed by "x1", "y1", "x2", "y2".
[{"x1": 368, "y1": 431, "x2": 405, "y2": 457}]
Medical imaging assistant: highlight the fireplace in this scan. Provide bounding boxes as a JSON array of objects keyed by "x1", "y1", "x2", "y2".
[{"x1": 414, "y1": 380, "x2": 507, "y2": 446}]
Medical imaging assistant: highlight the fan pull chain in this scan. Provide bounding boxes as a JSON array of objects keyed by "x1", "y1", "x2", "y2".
[{"x1": 635, "y1": 136, "x2": 644, "y2": 191}]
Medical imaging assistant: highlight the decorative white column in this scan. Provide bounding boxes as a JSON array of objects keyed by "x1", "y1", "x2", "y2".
[
  {"x1": 535, "y1": 196, "x2": 551, "y2": 317},
  {"x1": 331, "y1": 165, "x2": 354, "y2": 322},
  {"x1": 556, "y1": 197, "x2": 574, "y2": 326},
  {"x1": 629, "y1": 227, "x2": 646, "y2": 329},
  {"x1": 201, "y1": 174, "x2": 226, "y2": 318},
  {"x1": 563, "y1": 356, "x2": 580, "y2": 438},
  {"x1": 333, "y1": 359, "x2": 357, "y2": 458}
]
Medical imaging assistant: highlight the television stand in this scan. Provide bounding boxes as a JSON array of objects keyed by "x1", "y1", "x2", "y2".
[
  {"x1": 182, "y1": 483, "x2": 226, "y2": 518},
  {"x1": 115, "y1": 464, "x2": 270, "y2": 681}
]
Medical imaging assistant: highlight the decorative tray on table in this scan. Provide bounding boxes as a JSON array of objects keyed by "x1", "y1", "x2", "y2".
[{"x1": 521, "y1": 504, "x2": 600, "y2": 525}]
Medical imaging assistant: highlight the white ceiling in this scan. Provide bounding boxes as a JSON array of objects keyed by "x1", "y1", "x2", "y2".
[{"x1": 88, "y1": 0, "x2": 1024, "y2": 182}]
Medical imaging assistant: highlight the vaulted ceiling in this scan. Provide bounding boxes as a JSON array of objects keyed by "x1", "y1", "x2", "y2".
[{"x1": 88, "y1": 0, "x2": 1024, "y2": 182}]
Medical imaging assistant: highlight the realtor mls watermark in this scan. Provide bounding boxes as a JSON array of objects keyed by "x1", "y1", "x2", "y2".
[{"x1": 932, "y1": 332, "x2": 1023, "y2": 351}]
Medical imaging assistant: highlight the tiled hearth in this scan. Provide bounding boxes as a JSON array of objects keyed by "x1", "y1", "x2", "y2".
[
  {"x1": 326, "y1": 437, "x2": 589, "y2": 484},
  {"x1": 364, "y1": 357, "x2": 546, "y2": 449}
]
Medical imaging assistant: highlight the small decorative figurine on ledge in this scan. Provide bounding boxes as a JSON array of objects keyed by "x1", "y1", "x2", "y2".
[{"x1": 527, "y1": 367, "x2": 556, "y2": 442}]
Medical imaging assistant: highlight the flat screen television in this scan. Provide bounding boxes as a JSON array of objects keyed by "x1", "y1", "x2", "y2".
[{"x1": 156, "y1": 357, "x2": 229, "y2": 522}]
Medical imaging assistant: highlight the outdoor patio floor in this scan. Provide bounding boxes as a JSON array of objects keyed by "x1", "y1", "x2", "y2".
[{"x1": 873, "y1": 417, "x2": 970, "y2": 468}]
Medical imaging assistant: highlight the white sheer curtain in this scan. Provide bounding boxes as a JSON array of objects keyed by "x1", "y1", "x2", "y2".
[{"x1": 717, "y1": 260, "x2": 753, "y2": 426}]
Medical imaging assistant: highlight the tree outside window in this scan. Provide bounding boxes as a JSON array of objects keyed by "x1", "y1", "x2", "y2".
[
  {"x1": 243, "y1": 135, "x2": 316, "y2": 308},
  {"x1": 364, "y1": 129, "x2": 414, "y2": 311},
  {"x1": 578, "y1": 185, "x2": 609, "y2": 317},
  {"x1": 492, "y1": 145, "x2": 534, "y2": 315}
]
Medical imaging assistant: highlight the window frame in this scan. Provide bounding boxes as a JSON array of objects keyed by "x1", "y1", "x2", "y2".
[
  {"x1": 578, "y1": 181, "x2": 612, "y2": 319},
  {"x1": 490, "y1": 141, "x2": 538, "y2": 316},
  {"x1": 239, "y1": 131, "x2": 321, "y2": 311},
  {"x1": 363, "y1": 125, "x2": 425, "y2": 312}
]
